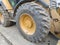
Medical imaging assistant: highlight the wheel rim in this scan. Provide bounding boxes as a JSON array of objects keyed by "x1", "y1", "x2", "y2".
[
  {"x1": 0, "y1": 13, "x2": 4, "y2": 24},
  {"x1": 20, "y1": 13, "x2": 36, "y2": 35}
]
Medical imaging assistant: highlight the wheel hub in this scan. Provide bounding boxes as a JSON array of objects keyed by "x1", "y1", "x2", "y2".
[
  {"x1": 0, "y1": 13, "x2": 4, "y2": 24},
  {"x1": 0, "y1": 13, "x2": 1, "y2": 22},
  {"x1": 20, "y1": 13, "x2": 36, "y2": 35},
  {"x1": 24, "y1": 16, "x2": 32, "y2": 28}
]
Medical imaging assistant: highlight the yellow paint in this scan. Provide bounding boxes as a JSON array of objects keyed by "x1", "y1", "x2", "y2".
[
  {"x1": 57, "y1": 40, "x2": 60, "y2": 45},
  {"x1": 2, "y1": 0, "x2": 13, "y2": 10},
  {"x1": 20, "y1": 13, "x2": 36, "y2": 35},
  {"x1": 0, "y1": 13, "x2": 4, "y2": 24},
  {"x1": 44, "y1": 0, "x2": 50, "y2": 5},
  {"x1": 57, "y1": 8, "x2": 60, "y2": 15},
  {"x1": 50, "y1": 9, "x2": 60, "y2": 38},
  {"x1": 0, "y1": 13, "x2": 2, "y2": 22}
]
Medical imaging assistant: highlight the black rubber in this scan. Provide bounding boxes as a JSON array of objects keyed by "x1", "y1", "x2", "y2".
[
  {"x1": 0, "y1": 6, "x2": 11, "y2": 27},
  {"x1": 16, "y1": 2, "x2": 51, "y2": 43}
]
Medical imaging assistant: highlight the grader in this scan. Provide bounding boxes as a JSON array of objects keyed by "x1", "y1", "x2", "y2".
[{"x1": 0, "y1": 0, "x2": 60, "y2": 43}]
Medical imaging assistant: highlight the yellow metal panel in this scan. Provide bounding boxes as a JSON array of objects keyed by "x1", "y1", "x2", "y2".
[
  {"x1": 50, "y1": 9, "x2": 60, "y2": 38},
  {"x1": 57, "y1": 8, "x2": 60, "y2": 15},
  {"x1": 2, "y1": 0, "x2": 13, "y2": 10},
  {"x1": 51, "y1": 9, "x2": 60, "y2": 32},
  {"x1": 44, "y1": 0, "x2": 50, "y2": 5}
]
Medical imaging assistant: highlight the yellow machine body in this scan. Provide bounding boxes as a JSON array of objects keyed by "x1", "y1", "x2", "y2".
[
  {"x1": 2, "y1": 0, "x2": 13, "y2": 10},
  {"x1": 38, "y1": 0, "x2": 60, "y2": 39},
  {"x1": 2, "y1": 0, "x2": 13, "y2": 12}
]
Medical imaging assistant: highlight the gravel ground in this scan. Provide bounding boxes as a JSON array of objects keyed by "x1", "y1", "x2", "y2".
[
  {"x1": 0, "y1": 32, "x2": 12, "y2": 45},
  {"x1": 0, "y1": 24, "x2": 59, "y2": 45}
]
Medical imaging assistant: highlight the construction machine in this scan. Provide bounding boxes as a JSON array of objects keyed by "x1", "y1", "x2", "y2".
[{"x1": 0, "y1": 0, "x2": 60, "y2": 43}]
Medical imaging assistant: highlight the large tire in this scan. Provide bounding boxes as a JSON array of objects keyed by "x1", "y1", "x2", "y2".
[
  {"x1": 16, "y1": 2, "x2": 51, "y2": 43},
  {"x1": 0, "y1": 6, "x2": 11, "y2": 27}
]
